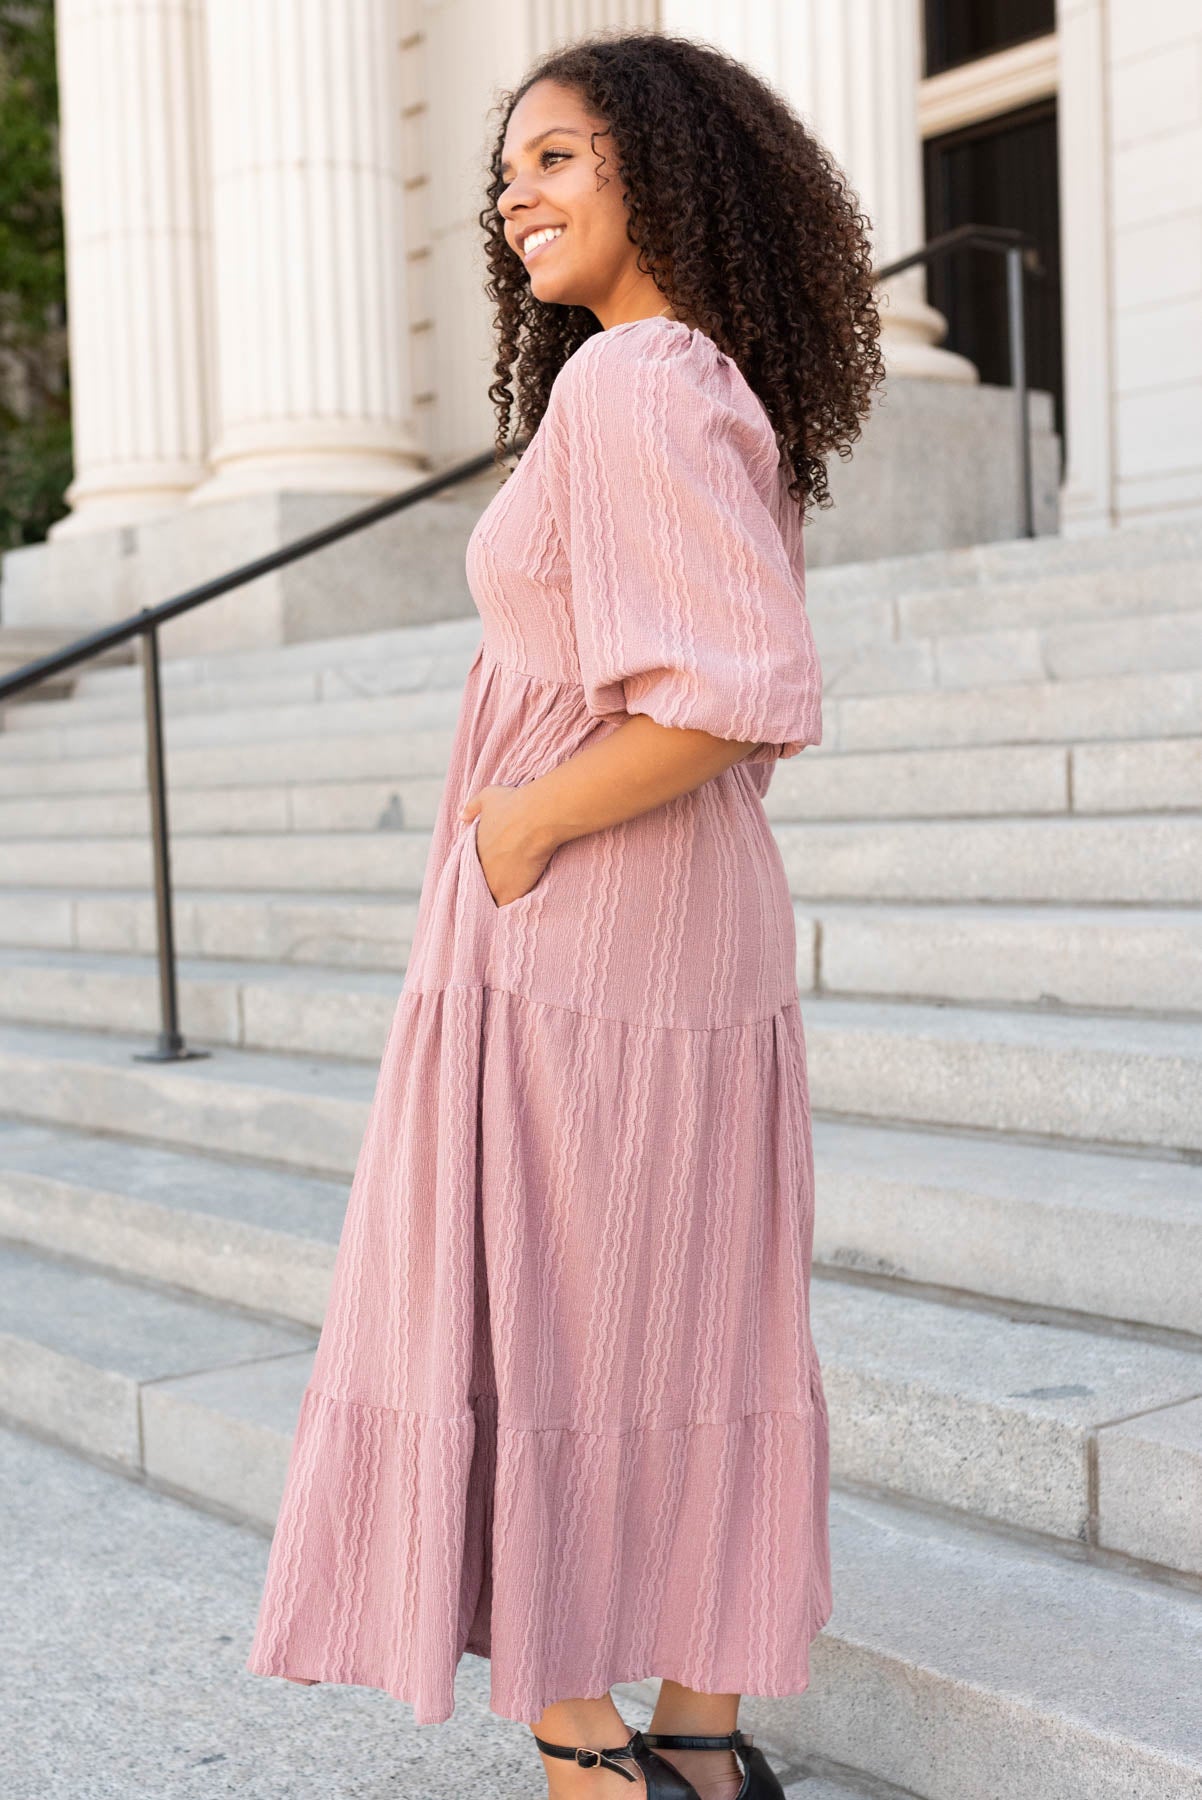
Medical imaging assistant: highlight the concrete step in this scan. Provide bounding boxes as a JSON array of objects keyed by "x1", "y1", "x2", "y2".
[
  {"x1": 896, "y1": 554, "x2": 1201, "y2": 633},
  {"x1": 808, "y1": 901, "x2": 1202, "y2": 1014},
  {"x1": 69, "y1": 612, "x2": 484, "y2": 699},
  {"x1": 2, "y1": 813, "x2": 1200, "y2": 904},
  {"x1": 13, "y1": 1424, "x2": 1196, "y2": 1800},
  {"x1": 49, "y1": 528, "x2": 1191, "y2": 716},
  {"x1": 779, "y1": 735, "x2": 1201, "y2": 821},
  {"x1": 809, "y1": 1275, "x2": 1202, "y2": 1571},
  {"x1": 2, "y1": 1222, "x2": 1199, "y2": 1577},
  {"x1": 0, "y1": 772, "x2": 444, "y2": 837},
  {"x1": 1, "y1": 632, "x2": 482, "y2": 733},
  {"x1": 805, "y1": 1483, "x2": 1202, "y2": 1799},
  {"x1": 0, "y1": 826, "x2": 433, "y2": 892},
  {"x1": 12, "y1": 583, "x2": 1202, "y2": 734},
  {"x1": 0, "y1": 624, "x2": 136, "y2": 708},
  {"x1": 0, "y1": 946, "x2": 405, "y2": 1055},
  {"x1": 811, "y1": 1117, "x2": 1202, "y2": 1338},
  {"x1": 0, "y1": 725, "x2": 454, "y2": 799},
  {"x1": 14, "y1": 995, "x2": 1202, "y2": 1151},
  {"x1": 4, "y1": 1101, "x2": 1197, "y2": 1342},
  {"x1": 5, "y1": 661, "x2": 327, "y2": 732},
  {"x1": 831, "y1": 666, "x2": 1202, "y2": 753},
  {"x1": 3, "y1": 663, "x2": 1202, "y2": 770},
  {"x1": 0, "y1": 884, "x2": 415, "y2": 970},
  {"x1": 0, "y1": 983, "x2": 1198, "y2": 1175},
  {"x1": 809, "y1": 557, "x2": 1202, "y2": 655},
  {"x1": 0, "y1": 1019, "x2": 376, "y2": 1179},
  {"x1": 0, "y1": 682, "x2": 466, "y2": 764},
  {"x1": 806, "y1": 995, "x2": 1202, "y2": 1154},
  {"x1": 805, "y1": 514, "x2": 1202, "y2": 603},
  {"x1": 55, "y1": 522, "x2": 1202, "y2": 702},
  {"x1": 0, "y1": 901, "x2": 1200, "y2": 1035},
  {"x1": 0, "y1": 1118, "x2": 343, "y2": 1328},
  {"x1": 10, "y1": 1425, "x2": 696, "y2": 1800},
  {"x1": 780, "y1": 814, "x2": 1202, "y2": 904},
  {"x1": 0, "y1": 736, "x2": 1198, "y2": 832},
  {"x1": 821, "y1": 604, "x2": 1202, "y2": 697},
  {"x1": 0, "y1": 1238, "x2": 315, "y2": 1499}
]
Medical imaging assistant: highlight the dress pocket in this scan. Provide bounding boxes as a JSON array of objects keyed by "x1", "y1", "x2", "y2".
[{"x1": 466, "y1": 813, "x2": 547, "y2": 913}]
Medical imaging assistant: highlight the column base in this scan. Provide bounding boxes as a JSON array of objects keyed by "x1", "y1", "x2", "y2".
[
  {"x1": 878, "y1": 288, "x2": 980, "y2": 384},
  {"x1": 0, "y1": 478, "x2": 500, "y2": 656},
  {"x1": 187, "y1": 451, "x2": 431, "y2": 508},
  {"x1": 189, "y1": 420, "x2": 430, "y2": 507},
  {"x1": 49, "y1": 459, "x2": 212, "y2": 537}
]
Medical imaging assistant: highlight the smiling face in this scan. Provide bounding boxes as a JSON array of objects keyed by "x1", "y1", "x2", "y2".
[{"x1": 498, "y1": 78, "x2": 676, "y2": 331}]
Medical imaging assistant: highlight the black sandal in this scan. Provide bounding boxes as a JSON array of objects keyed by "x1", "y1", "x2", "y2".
[
  {"x1": 532, "y1": 1727, "x2": 642, "y2": 1783},
  {"x1": 634, "y1": 1729, "x2": 786, "y2": 1800},
  {"x1": 532, "y1": 1726, "x2": 700, "y2": 1794}
]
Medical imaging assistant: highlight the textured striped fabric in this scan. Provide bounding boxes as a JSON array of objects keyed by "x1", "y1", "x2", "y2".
[{"x1": 246, "y1": 316, "x2": 832, "y2": 1725}]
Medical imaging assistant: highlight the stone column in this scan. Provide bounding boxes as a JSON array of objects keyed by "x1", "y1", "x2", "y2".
[
  {"x1": 49, "y1": 0, "x2": 213, "y2": 538},
  {"x1": 1055, "y1": 0, "x2": 1115, "y2": 533},
  {"x1": 188, "y1": 0, "x2": 422, "y2": 503},
  {"x1": 658, "y1": 0, "x2": 975, "y2": 380}
]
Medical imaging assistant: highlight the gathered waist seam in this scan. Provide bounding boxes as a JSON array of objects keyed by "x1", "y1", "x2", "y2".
[{"x1": 478, "y1": 638, "x2": 580, "y2": 692}]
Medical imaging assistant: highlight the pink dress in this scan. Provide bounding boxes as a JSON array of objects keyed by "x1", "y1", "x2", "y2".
[{"x1": 245, "y1": 315, "x2": 832, "y2": 1725}]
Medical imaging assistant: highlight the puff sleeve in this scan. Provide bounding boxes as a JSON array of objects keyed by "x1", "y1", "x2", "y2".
[{"x1": 540, "y1": 321, "x2": 822, "y2": 763}]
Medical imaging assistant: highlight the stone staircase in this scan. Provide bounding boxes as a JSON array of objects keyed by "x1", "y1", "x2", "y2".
[
  {"x1": 0, "y1": 622, "x2": 135, "y2": 703},
  {"x1": 1, "y1": 516, "x2": 1200, "y2": 1798}
]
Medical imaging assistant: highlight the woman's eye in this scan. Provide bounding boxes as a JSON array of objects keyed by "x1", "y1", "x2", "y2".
[{"x1": 500, "y1": 147, "x2": 568, "y2": 193}]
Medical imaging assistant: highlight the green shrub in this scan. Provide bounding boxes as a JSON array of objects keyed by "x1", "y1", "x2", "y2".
[{"x1": 0, "y1": 1, "x2": 70, "y2": 551}]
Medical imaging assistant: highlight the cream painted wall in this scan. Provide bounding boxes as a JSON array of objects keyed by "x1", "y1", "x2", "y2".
[
  {"x1": 1060, "y1": 0, "x2": 1202, "y2": 532},
  {"x1": 1105, "y1": 0, "x2": 1202, "y2": 523}
]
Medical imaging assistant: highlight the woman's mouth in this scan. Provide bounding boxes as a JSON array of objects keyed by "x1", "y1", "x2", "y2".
[{"x1": 523, "y1": 225, "x2": 566, "y2": 263}]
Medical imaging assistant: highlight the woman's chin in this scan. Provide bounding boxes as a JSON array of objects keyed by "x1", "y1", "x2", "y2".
[{"x1": 528, "y1": 269, "x2": 578, "y2": 307}]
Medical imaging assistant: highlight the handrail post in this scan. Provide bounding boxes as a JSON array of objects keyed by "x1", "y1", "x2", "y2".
[
  {"x1": 1006, "y1": 244, "x2": 1035, "y2": 538},
  {"x1": 132, "y1": 615, "x2": 208, "y2": 1063},
  {"x1": 874, "y1": 225, "x2": 1043, "y2": 546}
]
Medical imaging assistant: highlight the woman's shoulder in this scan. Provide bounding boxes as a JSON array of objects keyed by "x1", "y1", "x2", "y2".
[
  {"x1": 556, "y1": 315, "x2": 729, "y2": 387},
  {"x1": 548, "y1": 317, "x2": 778, "y2": 467}
]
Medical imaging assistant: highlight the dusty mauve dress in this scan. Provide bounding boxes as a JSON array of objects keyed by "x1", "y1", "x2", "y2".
[{"x1": 246, "y1": 315, "x2": 832, "y2": 1725}]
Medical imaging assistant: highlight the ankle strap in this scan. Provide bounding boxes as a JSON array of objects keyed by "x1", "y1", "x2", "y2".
[
  {"x1": 641, "y1": 1729, "x2": 754, "y2": 1751},
  {"x1": 532, "y1": 1730, "x2": 641, "y2": 1781}
]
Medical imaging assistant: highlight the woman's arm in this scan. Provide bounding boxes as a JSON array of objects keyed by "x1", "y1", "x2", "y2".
[{"x1": 460, "y1": 715, "x2": 757, "y2": 907}]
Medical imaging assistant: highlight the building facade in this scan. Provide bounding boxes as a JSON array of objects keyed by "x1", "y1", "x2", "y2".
[{"x1": 14, "y1": 0, "x2": 1201, "y2": 627}]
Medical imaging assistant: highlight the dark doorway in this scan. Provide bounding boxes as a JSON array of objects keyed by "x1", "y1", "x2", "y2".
[
  {"x1": 923, "y1": 98, "x2": 1064, "y2": 471},
  {"x1": 923, "y1": 0, "x2": 1055, "y2": 76}
]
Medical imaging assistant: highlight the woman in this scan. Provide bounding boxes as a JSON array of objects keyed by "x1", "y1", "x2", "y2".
[{"x1": 246, "y1": 27, "x2": 882, "y2": 1800}]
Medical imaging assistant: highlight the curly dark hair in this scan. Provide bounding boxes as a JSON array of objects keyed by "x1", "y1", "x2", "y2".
[{"x1": 477, "y1": 28, "x2": 884, "y2": 515}]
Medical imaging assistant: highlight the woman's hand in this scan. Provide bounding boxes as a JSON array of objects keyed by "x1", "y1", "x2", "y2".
[{"x1": 460, "y1": 783, "x2": 560, "y2": 907}]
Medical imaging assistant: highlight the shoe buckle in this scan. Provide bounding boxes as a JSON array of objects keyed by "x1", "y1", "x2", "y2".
[{"x1": 575, "y1": 1748, "x2": 603, "y2": 1769}]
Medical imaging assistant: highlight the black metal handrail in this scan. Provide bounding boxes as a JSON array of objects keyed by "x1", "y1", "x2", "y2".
[
  {"x1": 0, "y1": 442, "x2": 508, "y2": 1062},
  {"x1": 0, "y1": 222, "x2": 1042, "y2": 1064},
  {"x1": 873, "y1": 222, "x2": 1045, "y2": 539}
]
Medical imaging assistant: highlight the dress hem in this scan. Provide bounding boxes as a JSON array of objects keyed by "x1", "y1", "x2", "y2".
[
  {"x1": 246, "y1": 1640, "x2": 835, "y2": 1729},
  {"x1": 246, "y1": 1380, "x2": 833, "y2": 1728}
]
